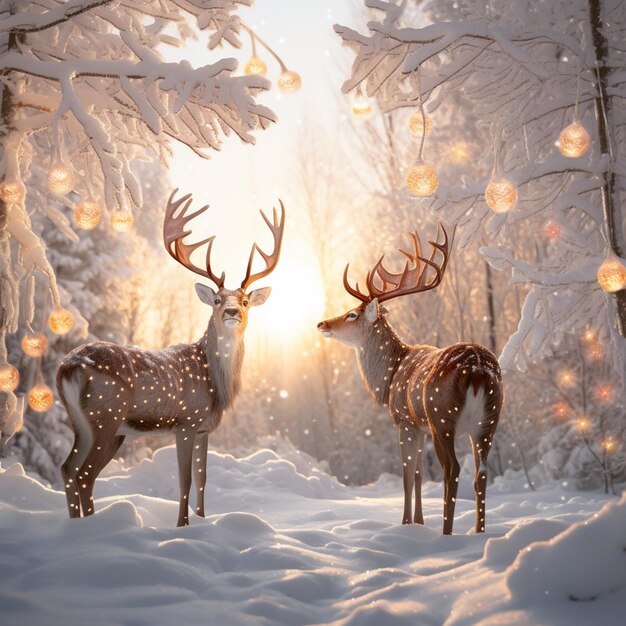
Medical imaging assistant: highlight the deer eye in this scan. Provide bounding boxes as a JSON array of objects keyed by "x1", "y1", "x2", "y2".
[
  {"x1": 214, "y1": 298, "x2": 221, "y2": 305},
  {"x1": 347, "y1": 312, "x2": 358, "y2": 320},
  {"x1": 242, "y1": 300, "x2": 249, "y2": 307}
]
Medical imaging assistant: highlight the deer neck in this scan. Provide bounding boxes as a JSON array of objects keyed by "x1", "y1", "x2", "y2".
[
  {"x1": 356, "y1": 316, "x2": 408, "y2": 406},
  {"x1": 200, "y1": 319, "x2": 245, "y2": 415}
]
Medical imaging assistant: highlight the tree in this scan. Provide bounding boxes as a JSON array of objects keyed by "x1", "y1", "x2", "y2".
[
  {"x1": 334, "y1": 0, "x2": 626, "y2": 379},
  {"x1": 0, "y1": 0, "x2": 276, "y2": 439}
]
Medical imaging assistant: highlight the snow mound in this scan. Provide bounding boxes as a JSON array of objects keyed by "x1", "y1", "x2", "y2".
[{"x1": 506, "y1": 492, "x2": 626, "y2": 603}]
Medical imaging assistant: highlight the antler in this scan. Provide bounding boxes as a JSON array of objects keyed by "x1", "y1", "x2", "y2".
[
  {"x1": 241, "y1": 200, "x2": 286, "y2": 290},
  {"x1": 342, "y1": 223, "x2": 451, "y2": 304},
  {"x1": 163, "y1": 189, "x2": 225, "y2": 288}
]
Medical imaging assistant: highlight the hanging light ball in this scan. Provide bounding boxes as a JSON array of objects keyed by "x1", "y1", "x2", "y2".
[
  {"x1": 597, "y1": 255, "x2": 626, "y2": 293},
  {"x1": 47, "y1": 163, "x2": 75, "y2": 195},
  {"x1": 408, "y1": 109, "x2": 432, "y2": 136},
  {"x1": 28, "y1": 383, "x2": 54, "y2": 412},
  {"x1": 21, "y1": 332, "x2": 48, "y2": 357},
  {"x1": 111, "y1": 209, "x2": 134, "y2": 233},
  {"x1": 558, "y1": 121, "x2": 590, "y2": 158},
  {"x1": 406, "y1": 161, "x2": 439, "y2": 197},
  {"x1": 277, "y1": 70, "x2": 302, "y2": 93},
  {"x1": 0, "y1": 364, "x2": 19, "y2": 392},
  {"x1": 244, "y1": 56, "x2": 268, "y2": 77},
  {"x1": 485, "y1": 176, "x2": 518, "y2": 213},
  {"x1": 351, "y1": 93, "x2": 373, "y2": 120},
  {"x1": 48, "y1": 306, "x2": 74, "y2": 335},
  {"x1": 74, "y1": 197, "x2": 102, "y2": 230},
  {"x1": 0, "y1": 180, "x2": 26, "y2": 203}
]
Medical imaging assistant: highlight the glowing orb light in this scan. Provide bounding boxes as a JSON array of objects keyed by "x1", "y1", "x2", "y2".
[
  {"x1": 28, "y1": 383, "x2": 54, "y2": 412},
  {"x1": 21, "y1": 332, "x2": 48, "y2": 357},
  {"x1": 244, "y1": 56, "x2": 268, "y2": 77},
  {"x1": 48, "y1": 307, "x2": 74, "y2": 335},
  {"x1": 545, "y1": 221, "x2": 560, "y2": 241},
  {"x1": 408, "y1": 109, "x2": 432, "y2": 136},
  {"x1": 552, "y1": 401, "x2": 569, "y2": 419},
  {"x1": 351, "y1": 93, "x2": 373, "y2": 120},
  {"x1": 0, "y1": 180, "x2": 25, "y2": 203},
  {"x1": 406, "y1": 161, "x2": 439, "y2": 197},
  {"x1": 111, "y1": 209, "x2": 134, "y2": 233},
  {"x1": 47, "y1": 163, "x2": 75, "y2": 195},
  {"x1": 0, "y1": 364, "x2": 19, "y2": 392},
  {"x1": 557, "y1": 368, "x2": 576, "y2": 388},
  {"x1": 485, "y1": 176, "x2": 518, "y2": 213},
  {"x1": 558, "y1": 121, "x2": 590, "y2": 158},
  {"x1": 277, "y1": 70, "x2": 301, "y2": 93},
  {"x1": 597, "y1": 255, "x2": 626, "y2": 293},
  {"x1": 74, "y1": 198, "x2": 102, "y2": 230},
  {"x1": 449, "y1": 142, "x2": 470, "y2": 163}
]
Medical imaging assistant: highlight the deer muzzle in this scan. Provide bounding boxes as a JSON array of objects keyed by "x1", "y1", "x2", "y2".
[{"x1": 317, "y1": 320, "x2": 333, "y2": 338}]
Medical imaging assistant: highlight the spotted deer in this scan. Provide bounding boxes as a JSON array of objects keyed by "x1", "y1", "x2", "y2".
[
  {"x1": 318, "y1": 224, "x2": 503, "y2": 534},
  {"x1": 57, "y1": 189, "x2": 285, "y2": 526}
]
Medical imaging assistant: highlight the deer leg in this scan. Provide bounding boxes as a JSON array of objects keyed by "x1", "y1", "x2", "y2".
[
  {"x1": 61, "y1": 431, "x2": 88, "y2": 518},
  {"x1": 175, "y1": 432, "x2": 195, "y2": 527},
  {"x1": 193, "y1": 432, "x2": 209, "y2": 517},
  {"x1": 432, "y1": 433, "x2": 460, "y2": 535},
  {"x1": 399, "y1": 425, "x2": 419, "y2": 524},
  {"x1": 413, "y1": 430, "x2": 426, "y2": 524},
  {"x1": 78, "y1": 433, "x2": 124, "y2": 516},
  {"x1": 470, "y1": 435, "x2": 488, "y2": 533}
]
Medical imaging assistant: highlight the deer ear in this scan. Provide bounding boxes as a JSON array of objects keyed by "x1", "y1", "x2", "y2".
[
  {"x1": 365, "y1": 298, "x2": 379, "y2": 322},
  {"x1": 248, "y1": 286, "x2": 271, "y2": 307},
  {"x1": 195, "y1": 283, "x2": 218, "y2": 306}
]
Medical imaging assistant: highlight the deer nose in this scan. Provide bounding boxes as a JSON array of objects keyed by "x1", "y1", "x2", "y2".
[
  {"x1": 225, "y1": 307, "x2": 239, "y2": 317},
  {"x1": 317, "y1": 321, "x2": 326, "y2": 330}
]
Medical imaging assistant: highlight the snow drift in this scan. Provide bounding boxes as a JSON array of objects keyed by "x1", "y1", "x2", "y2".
[{"x1": 0, "y1": 441, "x2": 624, "y2": 626}]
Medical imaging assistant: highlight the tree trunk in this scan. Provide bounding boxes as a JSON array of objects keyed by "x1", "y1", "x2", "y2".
[{"x1": 588, "y1": 0, "x2": 626, "y2": 337}]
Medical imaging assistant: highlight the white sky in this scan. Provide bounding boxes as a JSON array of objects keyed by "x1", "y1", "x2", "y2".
[
  {"x1": 163, "y1": 1, "x2": 360, "y2": 347},
  {"x1": 167, "y1": 1, "x2": 356, "y2": 276}
]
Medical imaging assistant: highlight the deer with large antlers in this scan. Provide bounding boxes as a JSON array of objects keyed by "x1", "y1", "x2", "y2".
[
  {"x1": 57, "y1": 190, "x2": 285, "y2": 526},
  {"x1": 318, "y1": 224, "x2": 503, "y2": 534}
]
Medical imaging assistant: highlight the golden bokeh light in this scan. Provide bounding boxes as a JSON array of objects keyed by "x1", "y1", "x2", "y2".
[
  {"x1": 244, "y1": 56, "x2": 268, "y2": 77},
  {"x1": 0, "y1": 364, "x2": 19, "y2": 392},
  {"x1": 21, "y1": 332, "x2": 48, "y2": 357},
  {"x1": 448, "y1": 142, "x2": 470, "y2": 163},
  {"x1": 277, "y1": 70, "x2": 302, "y2": 93},
  {"x1": 602, "y1": 438, "x2": 616, "y2": 453},
  {"x1": 48, "y1": 307, "x2": 74, "y2": 335},
  {"x1": 111, "y1": 209, "x2": 134, "y2": 233},
  {"x1": 577, "y1": 417, "x2": 589, "y2": 432},
  {"x1": 74, "y1": 198, "x2": 102, "y2": 230},
  {"x1": 595, "y1": 384, "x2": 613, "y2": 403},
  {"x1": 597, "y1": 255, "x2": 626, "y2": 293},
  {"x1": 0, "y1": 180, "x2": 25, "y2": 203},
  {"x1": 485, "y1": 176, "x2": 518, "y2": 213},
  {"x1": 408, "y1": 109, "x2": 432, "y2": 136},
  {"x1": 47, "y1": 163, "x2": 76, "y2": 195},
  {"x1": 28, "y1": 383, "x2": 54, "y2": 412},
  {"x1": 558, "y1": 121, "x2": 590, "y2": 158},
  {"x1": 406, "y1": 161, "x2": 439, "y2": 197}
]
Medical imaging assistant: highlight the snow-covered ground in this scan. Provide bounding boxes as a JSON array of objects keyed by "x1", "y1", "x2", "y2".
[{"x1": 1, "y1": 441, "x2": 624, "y2": 626}]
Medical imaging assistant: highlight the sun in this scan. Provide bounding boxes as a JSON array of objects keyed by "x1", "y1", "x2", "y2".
[{"x1": 249, "y1": 249, "x2": 326, "y2": 346}]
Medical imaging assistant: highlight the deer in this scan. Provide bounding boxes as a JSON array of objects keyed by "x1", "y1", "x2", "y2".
[
  {"x1": 317, "y1": 224, "x2": 503, "y2": 535},
  {"x1": 57, "y1": 189, "x2": 285, "y2": 527}
]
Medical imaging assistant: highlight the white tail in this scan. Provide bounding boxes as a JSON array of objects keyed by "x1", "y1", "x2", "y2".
[
  {"x1": 318, "y1": 224, "x2": 503, "y2": 534},
  {"x1": 58, "y1": 190, "x2": 285, "y2": 526}
]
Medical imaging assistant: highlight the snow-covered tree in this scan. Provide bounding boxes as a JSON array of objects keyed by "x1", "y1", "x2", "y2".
[
  {"x1": 0, "y1": 0, "x2": 276, "y2": 439},
  {"x1": 335, "y1": 0, "x2": 626, "y2": 379}
]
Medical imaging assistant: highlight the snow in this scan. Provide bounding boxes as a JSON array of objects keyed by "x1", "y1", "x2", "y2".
[{"x1": 1, "y1": 441, "x2": 624, "y2": 626}]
